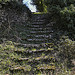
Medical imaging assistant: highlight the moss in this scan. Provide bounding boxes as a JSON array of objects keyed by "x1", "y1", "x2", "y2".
[
  {"x1": 10, "y1": 65, "x2": 31, "y2": 72},
  {"x1": 32, "y1": 48, "x2": 36, "y2": 51},
  {"x1": 32, "y1": 12, "x2": 47, "y2": 14},
  {"x1": 37, "y1": 64, "x2": 55, "y2": 70},
  {"x1": 0, "y1": 41, "x2": 26, "y2": 74},
  {"x1": 47, "y1": 48, "x2": 54, "y2": 50}
]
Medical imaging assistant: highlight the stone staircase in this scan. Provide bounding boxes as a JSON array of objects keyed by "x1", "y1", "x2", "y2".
[
  {"x1": 9, "y1": 13, "x2": 55, "y2": 75},
  {"x1": 9, "y1": 43, "x2": 55, "y2": 75},
  {"x1": 21, "y1": 13, "x2": 54, "y2": 44}
]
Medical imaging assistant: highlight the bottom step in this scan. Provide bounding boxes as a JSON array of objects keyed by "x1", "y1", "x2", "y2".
[{"x1": 10, "y1": 65, "x2": 31, "y2": 72}]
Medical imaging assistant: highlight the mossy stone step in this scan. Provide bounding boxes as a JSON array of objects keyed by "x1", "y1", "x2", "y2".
[
  {"x1": 17, "y1": 58, "x2": 29, "y2": 61},
  {"x1": 15, "y1": 43, "x2": 51, "y2": 48},
  {"x1": 26, "y1": 39, "x2": 52, "y2": 43},
  {"x1": 15, "y1": 43, "x2": 42, "y2": 48},
  {"x1": 32, "y1": 19, "x2": 45, "y2": 22},
  {"x1": 27, "y1": 25, "x2": 53, "y2": 28},
  {"x1": 14, "y1": 43, "x2": 54, "y2": 49},
  {"x1": 45, "y1": 43, "x2": 54, "y2": 48},
  {"x1": 14, "y1": 48, "x2": 54, "y2": 55},
  {"x1": 26, "y1": 27, "x2": 52, "y2": 31},
  {"x1": 27, "y1": 39, "x2": 47, "y2": 41},
  {"x1": 10, "y1": 65, "x2": 31, "y2": 72},
  {"x1": 37, "y1": 63, "x2": 55, "y2": 70},
  {"x1": 29, "y1": 31, "x2": 53, "y2": 34},
  {"x1": 21, "y1": 38, "x2": 54, "y2": 43},
  {"x1": 32, "y1": 22, "x2": 45, "y2": 25},
  {"x1": 27, "y1": 35, "x2": 52, "y2": 38},
  {"x1": 26, "y1": 32, "x2": 53, "y2": 36},
  {"x1": 32, "y1": 14, "x2": 49, "y2": 20},
  {"x1": 16, "y1": 56, "x2": 55, "y2": 65},
  {"x1": 28, "y1": 56, "x2": 55, "y2": 62},
  {"x1": 27, "y1": 32, "x2": 53, "y2": 35},
  {"x1": 21, "y1": 41, "x2": 45, "y2": 44}
]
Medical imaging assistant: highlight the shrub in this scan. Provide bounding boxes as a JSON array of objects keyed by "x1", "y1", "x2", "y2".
[{"x1": 56, "y1": 36, "x2": 75, "y2": 67}]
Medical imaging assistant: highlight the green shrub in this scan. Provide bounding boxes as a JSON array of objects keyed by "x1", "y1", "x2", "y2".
[
  {"x1": 60, "y1": 4, "x2": 75, "y2": 29},
  {"x1": 56, "y1": 36, "x2": 75, "y2": 67}
]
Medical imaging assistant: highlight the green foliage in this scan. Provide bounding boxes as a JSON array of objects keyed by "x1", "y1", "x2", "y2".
[
  {"x1": 33, "y1": 0, "x2": 75, "y2": 30},
  {"x1": 0, "y1": 1, "x2": 31, "y2": 43},
  {"x1": 0, "y1": 41, "x2": 27, "y2": 74},
  {"x1": 0, "y1": 41, "x2": 15, "y2": 50},
  {"x1": 4, "y1": 1, "x2": 31, "y2": 14},
  {"x1": 60, "y1": 4, "x2": 75, "y2": 30},
  {"x1": 39, "y1": 0, "x2": 75, "y2": 39},
  {"x1": 45, "y1": 0, "x2": 75, "y2": 7},
  {"x1": 32, "y1": 0, "x2": 47, "y2": 12},
  {"x1": 32, "y1": 0, "x2": 75, "y2": 31},
  {"x1": 0, "y1": 0, "x2": 22, "y2": 2},
  {"x1": 56, "y1": 36, "x2": 75, "y2": 67},
  {"x1": 48, "y1": 0, "x2": 75, "y2": 29},
  {"x1": 0, "y1": 0, "x2": 31, "y2": 15},
  {"x1": 0, "y1": 0, "x2": 10, "y2": 2}
]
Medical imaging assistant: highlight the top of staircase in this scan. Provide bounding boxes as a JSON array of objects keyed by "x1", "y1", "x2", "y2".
[{"x1": 32, "y1": 12, "x2": 49, "y2": 14}]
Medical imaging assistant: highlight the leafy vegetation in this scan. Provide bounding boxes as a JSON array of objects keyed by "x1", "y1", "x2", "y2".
[
  {"x1": 55, "y1": 36, "x2": 75, "y2": 66},
  {"x1": 0, "y1": 1, "x2": 31, "y2": 15},
  {"x1": 0, "y1": 1, "x2": 32, "y2": 43},
  {"x1": 33, "y1": 0, "x2": 75, "y2": 36},
  {"x1": 32, "y1": 0, "x2": 47, "y2": 12},
  {"x1": 0, "y1": 0, "x2": 75, "y2": 75},
  {"x1": 32, "y1": 0, "x2": 75, "y2": 74}
]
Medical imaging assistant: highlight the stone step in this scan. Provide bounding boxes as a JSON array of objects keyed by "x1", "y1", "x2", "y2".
[
  {"x1": 20, "y1": 37, "x2": 54, "y2": 44},
  {"x1": 27, "y1": 24, "x2": 53, "y2": 28},
  {"x1": 27, "y1": 32, "x2": 53, "y2": 35},
  {"x1": 32, "y1": 19, "x2": 45, "y2": 22},
  {"x1": 27, "y1": 35, "x2": 52, "y2": 38},
  {"x1": 15, "y1": 43, "x2": 41, "y2": 48},
  {"x1": 16, "y1": 58, "x2": 29, "y2": 61},
  {"x1": 35, "y1": 56, "x2": 54, "y2": 61},
  {"x1": 25, "y1": 38, "x2": 53, "y2": 44},
  {"x1": 14, "y1": 56, "x2": 55, "y2": 64},
  {"x1": 28, "y1": 56, "x2": 55, "y2": 62},
  {"x1": 32, "y1": 13, "x2": 47, "y2": 16},
  {"x1": 22, "y1": 41, "x2": 52, "y2": 44},
  {"x1": 10, "y1": 65, "x2": 31, "y2": 72},
  {"x1": 27, "y1": 28, "x2": 52, "y2": 31},
  {"x1": 32, "y1": 22, "x2": 44, "y2": 25},
  {"x1": 32, "y1": 15, "x2": 45, "y2": 19},
  {"x1": 45, "y1": 43, "x2": 54, "y2": 47},
  {"x1": 27, "y1": 39, "x2": 47, "y2": 42},
  {"x1": 14, "y1": 43, "x2": 54, "y2": 48},
  {"x1": 26, "y1": 32, "x2": 53, "y2": 36},
  {"x1": 14, "y1": 48, "x2": 54, "y2": 54},
  {"x1": 32, "y1": 14, "x2": 48, "y2": 20},
  {"x1": 29, "y1": 31, "x2": 53, "y2": 34},
  {"x1": 19, "y1": 30, "x2": 52, "y2": 35},
  {"x1": 37, "y1": 63, "x2": 55, "y2": 70}
]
